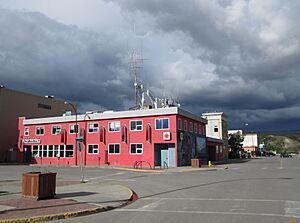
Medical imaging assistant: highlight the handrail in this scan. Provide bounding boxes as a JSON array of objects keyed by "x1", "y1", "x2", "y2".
[{"x1": 163, "y1": 161, "x2": 168, "y2": 169}]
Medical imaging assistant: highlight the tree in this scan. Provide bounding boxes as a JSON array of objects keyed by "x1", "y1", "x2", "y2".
[{"x1": 228, "y1": 132, "x2": 244, "y2": 156}]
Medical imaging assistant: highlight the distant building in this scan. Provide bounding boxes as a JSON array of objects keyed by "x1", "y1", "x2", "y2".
[
  {"x1": 228, "y1": 130, "x2": 258, "y2": 153},
  {"x1": 202, "y1": 112, "x2": 229, "y2": 161},
  {"x1": 0, "y1": 86, "x2": 74, "y2": 162}
]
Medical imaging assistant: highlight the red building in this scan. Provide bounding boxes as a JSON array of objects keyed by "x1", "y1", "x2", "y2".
[{"x1": 18, "y1": 107, "x2": 224, "y2": 167}]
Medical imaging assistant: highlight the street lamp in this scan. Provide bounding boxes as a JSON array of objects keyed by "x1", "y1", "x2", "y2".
[{"x1": 65, "y1": 101, "x2": 84, "y2": 182}]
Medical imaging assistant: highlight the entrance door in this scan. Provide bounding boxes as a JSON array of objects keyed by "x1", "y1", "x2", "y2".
[
  {"x1": 23, "y1": 146, "x2": 32, "y2": 163},
  {"x1": 160, "y1": 146, "x2": 176, "y2": 168}
]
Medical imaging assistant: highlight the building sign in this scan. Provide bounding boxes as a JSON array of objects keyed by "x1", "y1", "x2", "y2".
[{"x1": 23, "y1": 139, "x2": 41, "y2": 144}]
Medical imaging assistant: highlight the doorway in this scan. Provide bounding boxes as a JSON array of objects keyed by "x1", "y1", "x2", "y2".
[
  {"x1": 23, "y1": 146, "x2": 32, "y2": 163},
  {"x1": 154, "y1": 143, "x2": 176, "y2": 168}
]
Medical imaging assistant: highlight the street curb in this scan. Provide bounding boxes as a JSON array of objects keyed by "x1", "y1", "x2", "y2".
[
  {"x1": 0, "y1": 187, "x2": 135, "y2": 223},
  {"x1": 112, "y1": 167, "x2": 165, "y2": 173}
]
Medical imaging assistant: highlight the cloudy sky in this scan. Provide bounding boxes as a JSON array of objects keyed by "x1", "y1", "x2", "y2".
[{"x1": 0, "y1": 0, "x2": 300, "y2": 132}]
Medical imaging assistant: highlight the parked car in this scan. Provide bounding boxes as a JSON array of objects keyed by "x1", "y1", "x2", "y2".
[{"x1": 280, "y1": 152, "x2": 292, "y2": 158}]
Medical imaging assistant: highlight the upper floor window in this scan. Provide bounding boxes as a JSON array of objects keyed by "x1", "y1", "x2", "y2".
[
  {"x1": 130, "y1": 143, "x2": 143, "y2": 154},
  {"x1": 36, "y1": 126, "x2": 44, "y2": 135},
  {"x1": 189, "y1": 122, "x2": 193, "y2": 132},
  {"x1": 199, "y1": 124, "x2": 202, "y2": 134},
  {"x1": 52, "y1": 126, "x2": 61, "y2": 135},
  {"x1": 178, "y1": 118, "x2": 182, "y2": 130},
  {"x1": 24, "y1": 127, "x2": 29, "y2": 136},
  {"x1": 69, "y1": 124, "x2": 79, "y2": 134},
  {"x1": 88, "y1": 123, "x2": 99, "y2": 133},
  {"x1": 108, "y1": 144, "x2": 120, "y2": 154},
  {"x1": 88, "y1": 144, "x2": 99, "y2": 154},
  {"x1": 184, "y1": 120, "x2": 187, "y2": 131},
  {"x1": 194, "y1": 123, "x2": 197, "y2": 133},
  {"x1": 155, "y1": 118, "x2": 169, "y2": 130},
  {"x1": 130, "y1": 120, "x2": 143, "y2": 131},
  {"x1": 108, "y1": 122, "x2": 120, "y2": 132},
  {"x1": 214, "y1": 126, "x2": 219, "y2": 133}
]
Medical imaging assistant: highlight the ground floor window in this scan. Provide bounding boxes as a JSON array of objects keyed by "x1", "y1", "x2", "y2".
[
  {"x1": 31, "y1": 145, "x2": 74, "y2": 158},
  {"x1": 130, "y1": 143, "x2": 143, "y2": 154},
  {"x1": 88, "y1": 144, "x2": 99, "y2": 154},
  {"x1": 108, "y1": 144, "x2": 120, "y2": 154}
]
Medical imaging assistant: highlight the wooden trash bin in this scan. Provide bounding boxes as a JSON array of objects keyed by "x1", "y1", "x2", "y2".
[
  {"x1": 191, "y1": 159, "x2": 201, "y2": 168},
  {"x1": 22, "y1": 172, "x2": 57, "y2": 199}
]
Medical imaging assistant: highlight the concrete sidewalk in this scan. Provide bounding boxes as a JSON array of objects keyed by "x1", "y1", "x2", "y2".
[{"x1": 0, "y1": 180, "x2": 133, "y2": 223}]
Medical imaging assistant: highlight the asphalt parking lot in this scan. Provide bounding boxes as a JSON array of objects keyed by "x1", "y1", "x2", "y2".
[{"x1": 1, "y1": 156, "x2": 300, "y2": 223}]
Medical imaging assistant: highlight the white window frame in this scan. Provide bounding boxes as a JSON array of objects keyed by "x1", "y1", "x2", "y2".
[
  {"x1": 88, "y1": 122, "x2": 99, "y2": 133},
  {"x1": 130, "y1": 120, "x2": 143, "y2": 131},
  {"x1": 69, "y1": 124, "x2": 79, "y2": 134},
  {"x1": 108, "y1": 143, "x2": 120, "y2": 154},
  {"x1": 155, "y1": 118, "x2": 170, "y2": 130},
  {"x1": 88, "y1": 144, "x2": 99, "y2": 154},
  {"x1": 32, "y1": 145, "x2": 39, "y2": 157},
  {"x1": 184, "y1": 120, "x2": 187, "y2": 131},
  {"x1": 178, "y1": 118, "x2": 182, "y2": 130},
  {"x1": 130, "y1": 143, "x2": 143, "y2": 155},
  {"x1": 66, "y1": 145, "x2": 74, "y2": 157},
  {"x1": 52, "y1": 125, "x2": 61, "y2": 135},
  {"x1": 108, "y1": 122, "x2": 120, "y2": 132},
  {"x1": 36, "y1": 126, "x2": 44, "y2": 135},
  {"x1": 24, "y1": 127, "x2": 29, "y2": 136}
]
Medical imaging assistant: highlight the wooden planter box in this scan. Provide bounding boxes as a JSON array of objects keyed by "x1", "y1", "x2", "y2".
[
  {"x1": 22, "y1": 172, "x2": 57, "y2": 199},
  {"x1": 191, "y1": 159, "x2": 201, "y2": 168}
]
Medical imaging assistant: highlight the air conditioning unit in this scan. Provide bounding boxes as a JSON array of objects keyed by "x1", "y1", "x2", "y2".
[{"x1": 163, "y1": 132, "x2": 171, "y2": 141}]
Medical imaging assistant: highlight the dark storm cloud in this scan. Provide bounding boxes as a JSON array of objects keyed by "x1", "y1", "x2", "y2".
[
  {"x1": 1, "y1": 0, "x2": 300, "y2": 131},
  {"x1": 0, "y1": 8, "x2": 132, "y2": 110}
]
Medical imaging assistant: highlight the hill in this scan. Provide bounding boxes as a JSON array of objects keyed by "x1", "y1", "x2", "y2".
[{"x1": 258, "y1": 133, "x2": 300, "y2": 153}]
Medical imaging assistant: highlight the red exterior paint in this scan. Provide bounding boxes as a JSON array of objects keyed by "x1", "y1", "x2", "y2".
[{"x1": 18, "y1": 109, "x2": 223, "y2": 167}]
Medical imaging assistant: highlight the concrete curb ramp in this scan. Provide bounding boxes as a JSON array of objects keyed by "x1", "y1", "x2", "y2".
[{"x1": 0, "y1": 187, "x2": 134, "y2": 223}]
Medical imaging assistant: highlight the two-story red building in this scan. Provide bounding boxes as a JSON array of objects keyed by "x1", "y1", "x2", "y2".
[{"x1": 18, "y1": 107, "x2": 224, "y2": 167}]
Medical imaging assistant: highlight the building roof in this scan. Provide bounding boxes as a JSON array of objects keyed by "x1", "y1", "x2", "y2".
[{"x1": 23, "y1": 107, "x2": 207, "y2": 125}]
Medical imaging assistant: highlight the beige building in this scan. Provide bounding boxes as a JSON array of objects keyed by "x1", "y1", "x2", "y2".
[
  {"x1": 0, "y1": 86, "x2": 74, "y2": 162},
  {"x1": 202, "y1": 112, "x2": 229, "y2": 160}
]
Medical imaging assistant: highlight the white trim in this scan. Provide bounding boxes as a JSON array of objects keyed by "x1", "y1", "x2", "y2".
[
  {"x1": 108, "y1": 143, "x2": 121, "y2": 154},
  {"x1": 69, "y1": 124, "x2": 79, "y2": 134},
  {"x1": 108, "y1": 121, "x2": 120, "y2": 132},
  {"x1": 129, "y1": 143, "x2": 143, "y2": 155},
  {"x1": 155, "y1": 118, "x2": 170, "y2": 130},
  {"x1": 88, "y1": 122, "x2": 99, "y2": 133},
  {"x1": 51, "y1": 125, "x2": 61, "y2": 135},
  {"x1": 87, "y1": 144, "x2": 99, "y2": 154},
  {"x1": 35, "y1": 126, "x2": 44, "y2": 136},
  {"x1": 23, "y1": 107, "x2": 207, "y2": 125},
  {"x1": 24, "y1": 127, "x2": 29, "y2": 136},
  {"x1": 130, "y1": 120, "x2": 143, "y2": 131}
]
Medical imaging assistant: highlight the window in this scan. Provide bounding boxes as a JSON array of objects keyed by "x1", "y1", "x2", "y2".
[
  {"x1": 189, "y1": 122, "x2": 193, "y2": 132},
  {"x1": 214, "y1": 126, "x2": 218, "y2": 132},
  {"x1": 54, "y1": 145, "x2": 59, "y2": 157},
  {"x1": 36, "y1": 126, "x2": 44, "y2": 135},
  {"x1": 194, "y1": 123, "x2": 197, "y2": 133},
  {"x1": 59, "y1": 145, "x2": 65, "y2": 158},
  {"x1": 52, "y1": 126, "x2": 61, "y2": 135},
  {"x1": 24, "y1": 128, "x2": 29, "y2": 136},
  {"x1": 43, "y1": 145, "x2": 47, "y2": 157},
  {"x1": 108, "y1": 122, "x2": 120, "y2": 132},
  {"x1": 108, "y1": 144, "x2": 120, "y2": 154},
  {"x1": 38, "y1": 145, "x2": 42, "y2": 157},
  {"x1": 178, "y1": 119, "x2": 182, "y2": 130},
  {"x1": 184, "y1": 120, "x2": 187, "y2": 131},
  {"x1": 155, "y1": 118, "x2": 169, "y2": 130},
  {"x1": 88, "y1": 144, "x2": 99, "y2": 154},
  {"x1": 32, "y1": 145, "x2": 39, "y2": 157},
  {"x1": 130, "y1": 120, "x2": 143, "y2": 131},
  {"x1": 66, "y1": 145, "x2": 74, "y2": 157},
  {"x1": 130, "y1": 143, "x2": 143, "y2": 154},
  {"x1": 48, "y1": 145, "x2": 54, "y2": 157},
  {"x1": 88, "y1": 123, "x2": 99, "y2": 133},
  {"x1": 70, "y1": 124, "x2": 79, "y2": 134}
]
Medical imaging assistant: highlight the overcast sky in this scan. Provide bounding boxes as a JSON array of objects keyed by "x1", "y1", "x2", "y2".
[{"x1": 0, "y1": 0, "x2": 300, "y2": 132}]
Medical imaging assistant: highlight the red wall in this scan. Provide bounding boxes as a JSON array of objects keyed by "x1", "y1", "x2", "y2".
[{"x1": 18, "y1": 115, "x2": 178, "y2": 167}]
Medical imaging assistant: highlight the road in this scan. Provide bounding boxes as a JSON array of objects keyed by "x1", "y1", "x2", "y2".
[{"x1": 1, "y1": 156, "x2": 300, "y2": 223}]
